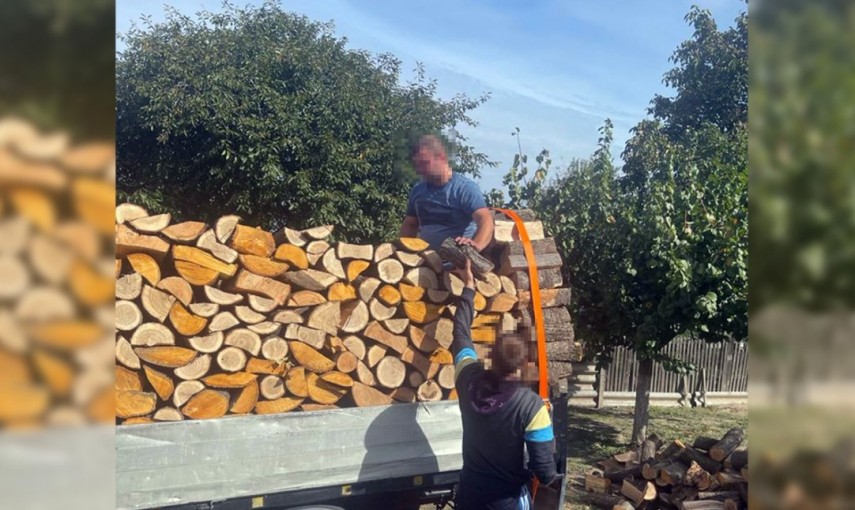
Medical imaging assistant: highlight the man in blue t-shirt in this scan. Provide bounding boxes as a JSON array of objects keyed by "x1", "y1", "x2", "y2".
[{"x1": 399, "y1": 135, "x2": 494, "y2": 251}]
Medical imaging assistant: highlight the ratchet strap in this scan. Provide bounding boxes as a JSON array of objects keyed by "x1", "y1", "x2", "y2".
[{"x1": 491, "y1": 208, "x2": 551, "y2": 502}]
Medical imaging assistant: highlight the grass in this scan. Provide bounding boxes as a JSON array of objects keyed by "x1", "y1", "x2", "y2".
[{"x1": 563, "y1": 404, "x2": 748, "y2": 510}]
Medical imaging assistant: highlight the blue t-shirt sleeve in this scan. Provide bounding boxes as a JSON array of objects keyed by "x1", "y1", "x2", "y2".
[
  {"x1": 406, "y1": 185, "x2": 419, "y2": 218},
  {"x1": 459, "y1": 179, "x2": 487, "y2": 216}
]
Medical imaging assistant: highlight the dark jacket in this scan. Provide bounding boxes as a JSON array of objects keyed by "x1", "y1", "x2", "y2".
[{"x1": 451, "y1": 288, "x2": 557, "y2": 510}]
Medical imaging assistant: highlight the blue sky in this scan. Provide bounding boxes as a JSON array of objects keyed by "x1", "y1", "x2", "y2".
[{"x1": 116, "y1": 0, "x2": 745, "y2": 193}]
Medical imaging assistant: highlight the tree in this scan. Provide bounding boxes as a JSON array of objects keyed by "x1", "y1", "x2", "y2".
[
  {"x1": 0, "y1": 0, "x2": 115, "y2": 139},
  {"x1": 116, "y1": 1, "x2": 491, "y2": 243},
  {"x1": 485, "y1": 128, "x2": 551, "y2": 209},
  {"x1": 537, "y1": 7, "x2": 747, "y2": 444}
]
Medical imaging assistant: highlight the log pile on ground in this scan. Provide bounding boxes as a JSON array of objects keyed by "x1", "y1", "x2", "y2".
[
  {"x1": 0, "y1": 117, "x2": 115, "y2": 429},
  {"x1": 115, "y1": 204, "x2": 582, "y2": 424},
  {"x1": 583, "y1": 428, "x2": 748, "y2": 510}
]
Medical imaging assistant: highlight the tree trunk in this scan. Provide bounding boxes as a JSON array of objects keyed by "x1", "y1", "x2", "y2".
[{"x1": 632, "y1": 357, "x2": 654, "y2": 445}]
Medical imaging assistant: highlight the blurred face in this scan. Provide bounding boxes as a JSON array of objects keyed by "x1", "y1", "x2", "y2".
[{"x1": 412, "y1": 146, "x2": 445, "y2": 182}]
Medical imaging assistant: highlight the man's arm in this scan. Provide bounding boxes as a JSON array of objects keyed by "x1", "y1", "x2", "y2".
[
  {"x1": 400, "y1": 215, "x2": 420, "y2": 238},
  {"x1": 469, "y1": 207, "x2": 494, "y2": 252}
]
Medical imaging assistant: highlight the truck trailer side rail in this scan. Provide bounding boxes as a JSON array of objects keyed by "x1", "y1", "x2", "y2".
[{"x1": 116, "y1": 401, "x2": 463, "y2": 510}]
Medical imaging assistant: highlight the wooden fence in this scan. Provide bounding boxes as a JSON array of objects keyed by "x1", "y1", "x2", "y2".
[{"x1": 567, "y1": 338, "x2": 748, "y2": 407}]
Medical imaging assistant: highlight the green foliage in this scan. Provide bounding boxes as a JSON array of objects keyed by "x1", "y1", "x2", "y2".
[
  {"x1": 650, "y1": 5, "x2": 747, "y2": 137},
  {"x1": 486, "y1": 128, "x2": 550, "y2": 209},
  {"x1": 535, "y1": 7, "x2": 747, "y2": 372},
  {"x1": 0, "y1": 0, "x2": 115, "y2": 139},
  {"x1": 750, "y1": 0, "x2": 855, "y2": 311},
  {"x1": 117, "y1": 1, "x2": 491, "y2": 242}
]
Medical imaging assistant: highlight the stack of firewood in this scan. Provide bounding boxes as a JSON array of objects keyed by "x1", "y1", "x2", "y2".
[
  {"x1": 115, "y1": 205, "x2": 581, "y2": 424},
  {"x1": 583, "y1": 428, "x2": 748, "y2": 510},
  {"x1": 749, "y1": 439, "x2": 854, "y2": 510},
  {"x1": 490, "y1": 210, "x2": 580, "y2": 382},
  {"x1": 0, "y1": 117, "x2": 115, "y2": 429}
]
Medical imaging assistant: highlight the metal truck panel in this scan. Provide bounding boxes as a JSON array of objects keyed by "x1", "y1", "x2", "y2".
[{"x1": 116, "y1": 401, "x2": 464, "y2": 509}]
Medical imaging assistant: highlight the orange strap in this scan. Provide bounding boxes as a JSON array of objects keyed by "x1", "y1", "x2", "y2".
[
  {"x1": 491, "y1": 208, "x2": 550, "y2": 502},
  {"x1": 492, "y1": 208, "x2": 549, "y2": 398}
]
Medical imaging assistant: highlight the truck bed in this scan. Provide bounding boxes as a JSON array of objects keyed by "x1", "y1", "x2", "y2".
[{"x1": 116, "y1": 401, "x2": 464, "y2": 509}]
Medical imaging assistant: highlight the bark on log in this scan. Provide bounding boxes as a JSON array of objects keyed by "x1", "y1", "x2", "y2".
[
  {"x1": 709, "y1": 429, "x2": 745, "y2": 462},
  {"x1": 511, "y1": 268, "x2": 563, "y2": 291},
  {"x1": 438, "y1": 238, "x2": 494, "y2": 277},
  {"x1": 679, "y1": 444, "x2": 723, "y2": 475},
  {"x1": 692, "y1": 436, "x2": 719, "y2": 452},
  {"x1": 604, "y1": 465, "x2": 643, "y2": 482},
  {"x1": 724, "y1": 449, "x2": 747, "y2": 471},
  {"x1": 620, "y1": 480, "x2": 657, "y2": 506}
]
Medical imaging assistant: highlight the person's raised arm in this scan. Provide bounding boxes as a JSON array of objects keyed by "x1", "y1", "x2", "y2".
[{"x1": 451, "y1": 259, "x2": 477, "y2": 380}]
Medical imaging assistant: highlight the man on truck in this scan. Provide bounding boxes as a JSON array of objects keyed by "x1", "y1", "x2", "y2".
[
  {"x1": 450, "y1": 259, "x2": 559, "y2": 510},
  {"x1": 399, "y1": 134, "x2": 494, "y2": 252}
]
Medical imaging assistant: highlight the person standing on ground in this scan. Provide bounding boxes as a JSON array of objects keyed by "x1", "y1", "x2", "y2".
[
  {"x1": 399, "y1": 134, "x2": 494, "y2": 252},
  {"x1": 450, "y1": 259, "x2": 559, "y2": 510}
]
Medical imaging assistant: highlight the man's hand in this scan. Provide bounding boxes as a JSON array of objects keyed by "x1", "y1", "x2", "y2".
[
  {"x1": 454, "y1": 236, "x2": 477, "y2": 248},
  {"x1": 452, "y1": 258, "x2": 475, "y2": 289}
]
